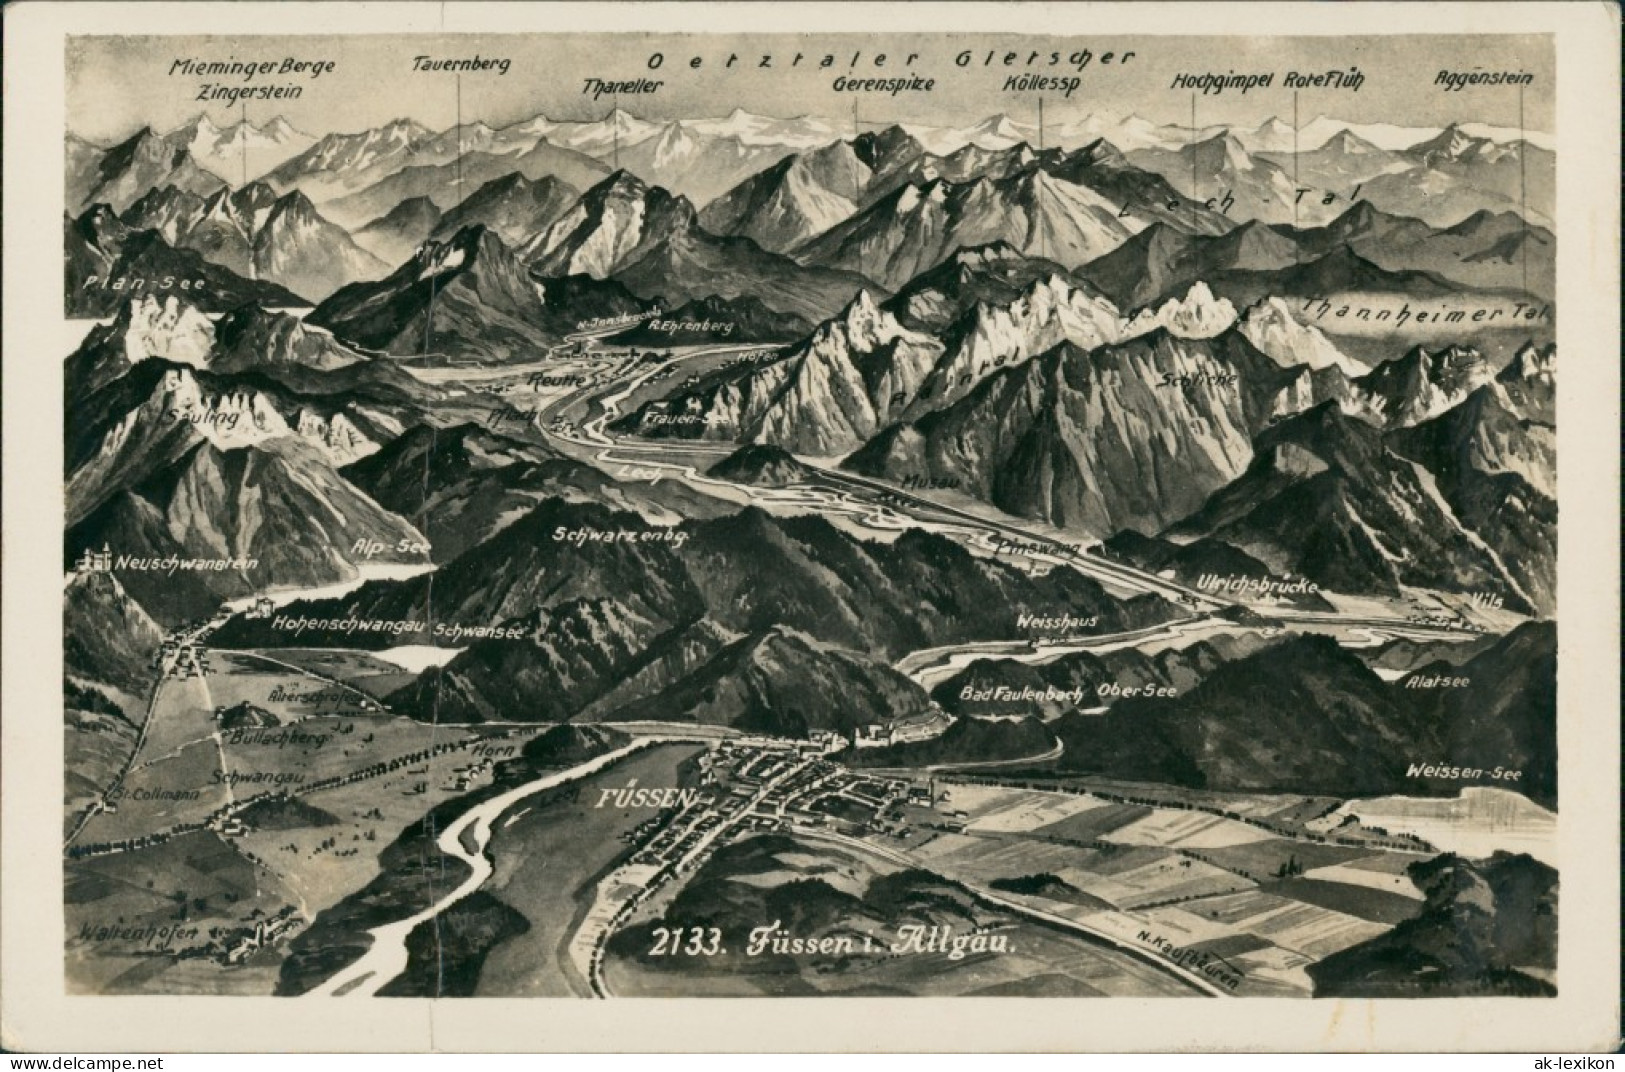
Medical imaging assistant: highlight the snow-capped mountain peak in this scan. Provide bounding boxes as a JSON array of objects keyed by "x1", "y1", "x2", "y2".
[
  {"x1": 1409, "y1": 123, "x2": 1480, "y2": 161},
  {"x1": 681, "y1": 109, "x2": 843, "y2": 148},
  {"x1": 1125, "y1": 281, "x2": 1238, "y2": 339},
  {"x1": 1193, "y1": 131, "x2": 1256, "y2": 172},
  {"x1": 1503, "y1": 341, "x2": 1556, "y2": 385},
  {"x1": 1237, "y1": 297, "x2": 1364, "y2": 376},
  {"x1": 603, "y1": 107, "x2": 652, "y2": 138},
  {"x1": 173, "y1": 113, "x2": 223, "y2": 142},
  {"x1": 117, "y1": 295, "x2": 215, "y2": 367},
  {"x1": 261, "y1": 116, "x2": 304, "y2": 142},
  {"x1": 968, "y1": 113, "x2": 1033, "y2": 149},
  {"x1": 648, "y1": 121, "x2": 701, "y2": 169},
  {"x1": 153, "y1": 114, "x2": 316, "y2": 184},
  {"x1": 829, "y1": 289, "x2": 897, "y2": 350},
  {"x1": 1243, "y1": 116, "x2": 1299, "y2": 153},
  {"x1": 382, "y1": 117, "x2": 429, "y2": 141}
]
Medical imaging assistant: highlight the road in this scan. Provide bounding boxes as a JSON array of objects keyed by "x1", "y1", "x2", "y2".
[
  {"x1": 899, "y1": 614, "x2": 1478, "y2": 692},
  {"x1": 63, "y1": 610, "x2": 220, "y2": 850},
  {"x1": 73, "y1": 332, "x2": 1495, "y2": 993},
  {"x1": 535, "y1": 346, "x2": 1224, "y2": 605},
  {"x1": 534, "y1": 339, "x2": 1491, "y2": 639}
]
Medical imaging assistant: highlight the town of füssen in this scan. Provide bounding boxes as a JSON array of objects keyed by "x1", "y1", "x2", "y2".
[{"x1": 23, "y1": 7, "x2": 1617, "y2": 1035}]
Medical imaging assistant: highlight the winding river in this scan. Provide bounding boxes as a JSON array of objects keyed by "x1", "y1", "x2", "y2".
[
  {"x1": 298, "y1": 340, "x2": 1491, "y2": 998},
  {"x1": 307, "y1": 739, "x2": 659, "y2": 997}
]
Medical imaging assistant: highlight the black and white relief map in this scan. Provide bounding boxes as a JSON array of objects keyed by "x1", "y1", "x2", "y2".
[{"x1": 57, "y1": 23, "x2": 1568, "y2": 1005}]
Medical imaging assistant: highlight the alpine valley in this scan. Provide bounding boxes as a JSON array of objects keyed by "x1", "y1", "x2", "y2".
[{"x1": 61, "y1": 91, "x2": 1558, "y2": 1004}]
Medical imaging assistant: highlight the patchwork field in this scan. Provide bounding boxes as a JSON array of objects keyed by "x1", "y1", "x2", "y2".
[
  {"x1": 1194, "y1": 838, "x2": 1373, "y2": 881},
  {"x1": 66, "y1": 830, "x2": 297, "y2": 995},
  {"x1": 229, "y1": 648, "x2": 420, "y2": 703},
  {"x1": 602, "y1": 829, "x2": 1198, "y2": 998},
  {"x1": 65, "y1": 708, "x2": 140, "y2": 835},
  {"x1": 860, "y1": 780, "x2": 1439, "y2": 996},
  {"x1": 1151, "y1": 889, "x2": 1390, "y2": 960}
]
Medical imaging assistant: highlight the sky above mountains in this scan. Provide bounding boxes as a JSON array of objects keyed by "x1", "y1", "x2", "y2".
[{"x1": 70, "y1": 32, "x2": 1554, "y2": 146}]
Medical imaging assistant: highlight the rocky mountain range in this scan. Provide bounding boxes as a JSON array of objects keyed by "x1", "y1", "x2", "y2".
[
  {"x1": 522, "y1": 169, "x2": 873, "y2": 325},
  {"x1": 1129, "y1": 133, "x2": 1306, "y2": 226},
  {"x1": 67, "y1": 126, "x2": 230, "y2": 214},
  {"x1": 66, "y1": 107, "x2": 1555, "y2": 430},
  {"x1": 66, "y1": 205, "x2": 307, "y2": 317},
  {"x1": 1161, "y1": 401, "x2": 1542, "y2": 611},
  {"x1": 1095, "y1": 339, "x2": 1556, "y2": 613},
  {"x1": 65, "y1": 293, "x2": 415, "y2": 400},
  {"x1": 612, "y1": 270, "x2": 1257, "y2": 456},
  {"x1": 209, "y1": 490, "x2": 1182, "y2": 734},
  {"x1": 68, "y1": 116, "x2": 316, "y2": 213},
  {"x1": 170, "y1": 114, "x2": 316, "y2": 184},
  {"x1": 614, "y1": 289, "x2": 943, "y2": 455},
  {"x1": 62, "y1": 297, "x2": 443, "y2": 623},
  {"x1": 1126, "y1": 121, "x2": 1554, "y2": 231},
  {"x1": 1256, "y1": 128, "x2": 1410, "y2": 192},
  {"x1": 617, "y1": 119, "x2": 795, "y2": 207},
  {"x1": 1288, "y1": 200, "x2": 1554, "y2": 299},
  {"x1": 63, "y1": 105, "x2": 1559, "y2": 645},
  {"x1": 308, "y1": 188, "x2": 855, "y2": 362},
  {"x1": 429, "y1": 173, "x2": 580, "y2": 249},
  {"x1": 69, "y1": 434, "x2": 429, "y2": 624},
  {"x1": 65, "y1": 347, "x2": 406, "y2": 502},
  {"x1": 845, "y1": 326, "x2": 1315, "y2": 534},
  {"x1": 309, "y1": 226, "x2": 552, "y2": 362},
  {"x1": 1077, "y1": 200, "x2": 1546, "y2": 312},
  {"x1": 1041, "y1": 624, "x2": 1556, "y2": 805},
  {"x1": 698, "y1": 137, "x2": 888, "y2": 254},
  {"x1": 261, "y1": 118, "x2": 443, "y2": 204},
  {"x1": 782, "y1": 138, "x2": 1232, "y2": 290},
  {"x1": 119, "y1": 181, "x2": 386, "y2": 300},
  {"x1": 319, "y1": 138, "x2": 610, "y2": 230},
  {"x1": 67, "y1": 111, "x2": 1553, "y2": 298},
  {"x1": 1386, "y1": 345, "x2": 1557, "y2": 610},
  {"x1": 603, "y1": 227, "x2": 1555, "y2": 612},
  {"x1": 1360, "y1": 125, "x2": 1555, "y2": 228},
  {"x1": 883, "y1": 241, "x2": 1099, "y2": 333}
]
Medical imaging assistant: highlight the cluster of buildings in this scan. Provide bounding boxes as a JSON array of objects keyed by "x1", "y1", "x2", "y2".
[
  {"x1": 577, "y1": 740, "x2": 941, "y2": 989},
  {"x1": 615, "y1": 741, "x2": 921, "y2": 881},
  {"x1": 220, "y1": 906, "x2": 302, "y2": 965},
  {"x1": 154, "y1": 635, "x2": 210, "y2": 679},
  {"x1": 444, "y1": 755, "x2": 496, "y2": 793},
  {"x1": 244, "y1": 596, "x2": 277, "y2": 619},
  {"x1": 707, "y1": 742, "x2": 917, "y2": 837},
  {"x1": 849, "y1": 711, "x2": 951, "y2": 750},
  {"x1": 75, "y1": 544, "x2": 114, "y2": 572},
  {"x1": 121, "y1": 905, "x2": 304, "y2": 967}
]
